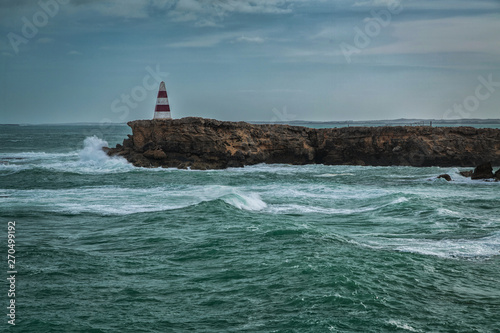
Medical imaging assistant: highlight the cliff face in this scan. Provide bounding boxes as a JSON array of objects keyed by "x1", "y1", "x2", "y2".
[{"x1": 106, "y1": 117, "x2": 500, "y2": 169}]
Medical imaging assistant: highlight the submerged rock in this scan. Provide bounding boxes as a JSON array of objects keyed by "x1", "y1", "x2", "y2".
[
  {"x1": 437, "y1": 174, "x2": 452, "y2": 181},
  {"x1": 459, "y1": 170, "x2": 473, "y2": 178},
  {"x1": 106, "y1": 118, "x2": 500, "y2": 170}
]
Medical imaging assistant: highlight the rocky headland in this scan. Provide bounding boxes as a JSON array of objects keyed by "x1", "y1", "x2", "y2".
[{"x1": 106, "y1": 117, "x2": 500, "y2": 171}]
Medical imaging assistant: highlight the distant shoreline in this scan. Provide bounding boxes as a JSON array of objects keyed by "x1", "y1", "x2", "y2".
[
  {"x1": 2, "y1": 118, "x2": 500, "y2": 127},
  {"x1": 252, "y1": 118, "x2": 500, "y2": 126}
]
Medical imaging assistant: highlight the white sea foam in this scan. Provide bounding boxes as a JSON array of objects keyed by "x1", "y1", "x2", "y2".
[
  {"x1": 0, "y1": 136, "x2": 132, "y2": 174},
  {"x1": 265, "y1": 195, "x2": 408, "y2": 215},
  {"x1": 0, "y1": 151, "x2": 78, "y2": 160},
  {"x1": 437, "y1": 208, "x2": 463, "y2": 218},
  {"x1": 362, "y1": 233, "x2": 500, "y2": 260},
  {"x1": 0, "y1": 163, "x2": 29, "y2": 175},
  {"x1": 256, "y1": 184, "x2": 394, "y2": 202},
  {"x1": 79, "y1": 136, "x2": 112, "y2": 163},
  {"x1": 389, "y1": 197, "x2": 409, "y2": 205},
  {"x1": 188, "y1": 185, "x2": 267, "y2": 211},
  {"x1": 399, "y1": 235, "x2": 500, "y2": 259},
  {"x1": 387, "y1": 320, "x2": 420, "y2": 332},
  {"x1": 267, "y1": 204, "x2": 376, "y2": 215},
  {"x1": 2, "y1": 187, "x2": 170, "y2": 215},
  {"x1": 71, "y1": 136, "x2": 132, "y2": 173},
  {"x1": 3, "y1": 185, "x2": 268, "y2": 215},
  {"x1": 221, "y1": 192, "x2": 267, "y2": 211},
  {"x1": 315, "y1": 173, "x2": 355, "y2": 177},
  {"x1": 54, "y1": 202, "x2": 188, "y2": 215}
]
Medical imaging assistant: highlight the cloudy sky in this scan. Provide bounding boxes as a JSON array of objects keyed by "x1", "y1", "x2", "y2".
[{"x1": 1, "y1": 0, "x2": 499, "y2": 124}]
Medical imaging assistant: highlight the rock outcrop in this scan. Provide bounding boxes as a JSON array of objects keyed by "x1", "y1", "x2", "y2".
[
  {"x1": 471, "y1": 162, "x2": 495, "y2": 179},
  {"x1": 106, "y1": 118, "x2": 500, "y2": 170}
]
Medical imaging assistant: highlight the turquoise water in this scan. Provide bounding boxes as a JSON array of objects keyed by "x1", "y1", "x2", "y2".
[{"x1": 1, "y1": 124, "x2": 500, "y2": 332}]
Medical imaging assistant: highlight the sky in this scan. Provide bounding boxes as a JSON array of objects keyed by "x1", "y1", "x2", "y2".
[{"x1": 1, "y1": 0, "x2": 500, "y2": 124}]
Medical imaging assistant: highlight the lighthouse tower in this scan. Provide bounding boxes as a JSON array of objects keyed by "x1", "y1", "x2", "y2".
[{"x1": 153, "y1": 81, "x2": 171, "y2": 119}]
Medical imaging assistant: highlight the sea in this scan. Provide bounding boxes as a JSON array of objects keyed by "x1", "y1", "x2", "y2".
[{"x1": 1, "y1": 123, "x2": 499, "y2": 333}]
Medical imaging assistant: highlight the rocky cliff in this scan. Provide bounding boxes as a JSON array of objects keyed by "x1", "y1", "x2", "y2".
[{"x1": 106, "y1": 118, "x2": 500, "y2": 169}]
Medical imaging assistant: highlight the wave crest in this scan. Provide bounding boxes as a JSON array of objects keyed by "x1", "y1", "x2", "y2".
[
  {"x1": 79, "y1": 136, "x2": 112, "y2": 163},
  {"x1": 1, "y1": 136, "x2": 131, "y2": 175},
  {"x1": 221, "y1": 192, "x2": 267, "y2": 211}
]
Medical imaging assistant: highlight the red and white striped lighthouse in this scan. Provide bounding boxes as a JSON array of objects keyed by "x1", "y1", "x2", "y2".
[{"x1": 153, "y1": 81, "x2": 172, "y2": 119}]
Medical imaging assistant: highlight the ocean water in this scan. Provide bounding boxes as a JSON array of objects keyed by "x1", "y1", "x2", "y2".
[{"x1": 1, "y1": 124, "x2": 500, "y2": 333}]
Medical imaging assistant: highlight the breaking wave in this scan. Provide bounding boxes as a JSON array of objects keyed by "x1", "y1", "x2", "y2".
[
  {"x1": 0, "y1": 136, "x2": 132, "y2": 175},
  {"x1": 1, "y1": 185, "x2": 267, "y2": 215}
]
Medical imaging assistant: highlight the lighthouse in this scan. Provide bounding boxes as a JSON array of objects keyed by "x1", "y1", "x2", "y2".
[{"x1": 153, "y1": 81, "x2": 172, "y2": 119}]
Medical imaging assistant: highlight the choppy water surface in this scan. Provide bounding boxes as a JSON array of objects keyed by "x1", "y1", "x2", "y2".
[{"x1": 1, "y1": 124, "x2": 499, "y2": 332}]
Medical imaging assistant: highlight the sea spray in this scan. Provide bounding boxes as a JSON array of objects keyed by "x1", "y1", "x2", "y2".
[
  {"x1": 79, "y1": 136, "x2": 112, "y2": 163},
  {"x1": 71, "y1": 136, "x2": 131, "y2": 173}
]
